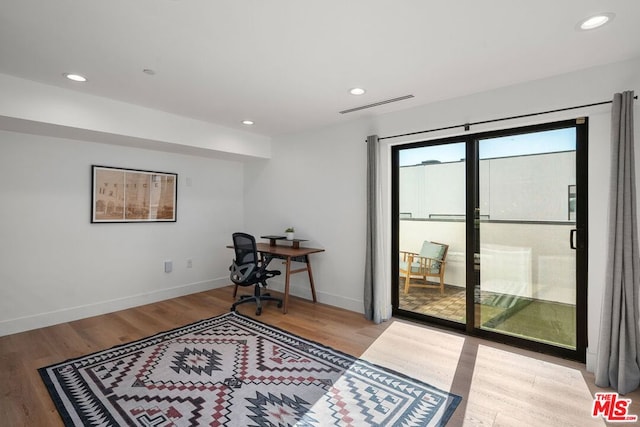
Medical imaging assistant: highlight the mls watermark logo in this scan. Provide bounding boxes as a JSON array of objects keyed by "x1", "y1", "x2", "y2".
[{"x1": 592, "y1": 392, "x2": 638, "y2": 422}]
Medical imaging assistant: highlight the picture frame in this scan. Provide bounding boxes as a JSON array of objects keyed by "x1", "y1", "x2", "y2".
[{"x1": 91, "y1": 165, "x2": 177, "y2": 223}]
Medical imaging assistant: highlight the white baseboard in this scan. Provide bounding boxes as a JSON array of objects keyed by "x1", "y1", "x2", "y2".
[
  {"x1": 265, "y1": 280, "x2": 364, "y2": 314},
  {"x1": 0, "y1": 278, "x2": 229, "y2": 337}
]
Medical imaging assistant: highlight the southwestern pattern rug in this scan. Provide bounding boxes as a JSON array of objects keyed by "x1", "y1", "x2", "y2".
[{"x1": 39, "y1": 312, "x2": 461, "y2": 426}]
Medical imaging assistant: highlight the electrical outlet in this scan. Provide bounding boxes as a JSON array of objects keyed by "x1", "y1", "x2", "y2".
[
  {"x1": 187, "y1": 259, "x2": 193, "y2": 268},
  {"x1": 164, "y1": 260, "x2": 173, "y2": 273}
]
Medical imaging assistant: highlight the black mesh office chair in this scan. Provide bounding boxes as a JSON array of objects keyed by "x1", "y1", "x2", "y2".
[{"x1": 229, "y1": 232, "x2": 283, "y2": 315}]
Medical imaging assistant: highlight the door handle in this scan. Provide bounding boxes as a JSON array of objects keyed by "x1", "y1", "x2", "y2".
[{"x1": 570, "y1": 229, "x2": 577, "y2": 250}]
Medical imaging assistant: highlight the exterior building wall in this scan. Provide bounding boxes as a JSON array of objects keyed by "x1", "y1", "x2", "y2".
[{"x1": 400, "y1": 151, "x2": 576, "y2": 221}]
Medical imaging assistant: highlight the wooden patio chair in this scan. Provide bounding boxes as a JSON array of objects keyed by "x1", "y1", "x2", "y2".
[{"x1": 400, "y1": 241, "x2": 449, "y2": 294}]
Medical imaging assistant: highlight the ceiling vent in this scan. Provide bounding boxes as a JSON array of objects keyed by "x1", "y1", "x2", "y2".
[{"x1": 339, "y1": 94, "x2": 415, "y2": 114}]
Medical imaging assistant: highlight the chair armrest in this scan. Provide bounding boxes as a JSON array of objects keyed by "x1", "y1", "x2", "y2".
[{"x1": 399, "y1": 251, "x2": 417, "y2": 262}]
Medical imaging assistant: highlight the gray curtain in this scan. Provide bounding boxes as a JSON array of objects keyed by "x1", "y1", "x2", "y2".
[
  {"x1": 364, "y1": 135, "x2": 378, "y2": 321},
  {"x1": 595, "y1": 91, "x2": 640, "y2": 395}
]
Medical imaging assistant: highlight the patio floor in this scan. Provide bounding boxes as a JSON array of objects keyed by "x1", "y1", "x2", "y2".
[{"x1": 398, "y1": 280, "x2": 576, "y2": 349}]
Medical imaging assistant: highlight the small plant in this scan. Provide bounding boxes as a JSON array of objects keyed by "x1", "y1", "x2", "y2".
[{"x1": 285, "y1": 227, "x2": 295, "y2": 240}]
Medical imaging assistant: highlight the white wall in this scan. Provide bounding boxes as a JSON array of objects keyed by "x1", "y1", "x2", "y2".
[
  {"x1": 243, "y1": 120, "x2": 371, "y2": 312},
  {"x1": 0, "y1": 71, "x2": 272, "y2": 336},
  {"x1": 0, "y1": 130, "x2": 244, "y2": 335},
  {"x1": 245, "y1": 56, "x2": 640, "y2": 371}
]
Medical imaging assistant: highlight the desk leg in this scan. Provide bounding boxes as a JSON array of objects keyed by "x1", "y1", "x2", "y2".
[
  {"x1": 306, "y1": 255, "x2": 318, "y2": 303},
  {"x1": 283, "y1": 257, "x2": 292, "y2": 314}
]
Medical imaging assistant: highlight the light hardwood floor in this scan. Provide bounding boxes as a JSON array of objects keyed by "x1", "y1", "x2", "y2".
[{"x1": 1, "y1": 285, "x2": 637, "y2": 426}]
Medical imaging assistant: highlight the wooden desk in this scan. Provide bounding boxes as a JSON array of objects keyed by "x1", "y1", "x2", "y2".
[{"x1": 230, "y1": 242, "x2": 325, "y2": 314}]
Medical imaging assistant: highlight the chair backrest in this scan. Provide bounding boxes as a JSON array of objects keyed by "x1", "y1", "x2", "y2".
[
  {"x1": 419, "y1": 241, "x2": 448, "y2": 261},
  {"x1": 419, "y1": 241, "x2": 448, "y2": 273},
  {"x1": 232, "y1": 232, "x2": 258, "y2": 266}
]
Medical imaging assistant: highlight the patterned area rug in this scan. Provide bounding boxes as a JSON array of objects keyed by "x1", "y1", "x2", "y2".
[{"x1": 39, "y1": 312, "x2": 461, "y2": 426}]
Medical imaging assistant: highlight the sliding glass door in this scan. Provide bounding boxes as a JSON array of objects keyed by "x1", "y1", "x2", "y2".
[
  {"x1": 396, "y1": 141, "x2": 467, "y2": 324},
  {"x1": 392, "y1": 119, "x2": 587, "y2": 360}
]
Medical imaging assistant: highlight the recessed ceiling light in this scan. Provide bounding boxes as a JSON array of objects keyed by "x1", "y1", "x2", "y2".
[
  {"x1": 63, "y1": 73, "x2": 87, "y2": 82},
  {"x1": 578, "y1": 13, "x2": 614, "y2": 30},
  {"x1": 241, "y1": 120, "x2": 254, "y2": 126},
  {"x1": 349, "y1": 87, "x2": 366, "y2": 96}
]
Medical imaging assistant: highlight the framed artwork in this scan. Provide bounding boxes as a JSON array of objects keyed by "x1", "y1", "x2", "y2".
[{"x1": 91, "y1": 165, "x2": 177, "y2": 223}]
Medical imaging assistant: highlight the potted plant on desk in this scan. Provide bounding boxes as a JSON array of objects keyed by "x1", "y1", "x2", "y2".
[{"x1": 285, "y1": 227, "x2": 295, "y2": 240}]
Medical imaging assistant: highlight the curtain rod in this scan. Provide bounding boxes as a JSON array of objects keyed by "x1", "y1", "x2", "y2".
[{"x1": 378, "y1": 94, "x2": 638, "y2": 141}]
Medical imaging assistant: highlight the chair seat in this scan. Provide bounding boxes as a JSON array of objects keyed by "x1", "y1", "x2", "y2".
[{"x1": 399, "y1": 260, "x2": 441, "y2": 275}]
